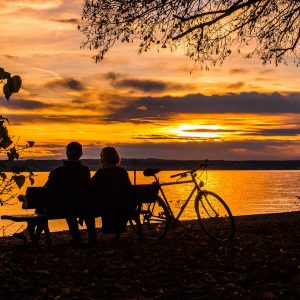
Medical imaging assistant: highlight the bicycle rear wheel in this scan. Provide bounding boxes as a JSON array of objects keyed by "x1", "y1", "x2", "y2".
[
  {"x1": 129, "y1": 196, "x2": 169, "y2": 240},
  {"x1": 195, "y1": 191, "x2": 235, "y2": 241}
]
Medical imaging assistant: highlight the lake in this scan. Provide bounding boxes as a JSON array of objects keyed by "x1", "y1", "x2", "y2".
[{"x1": 1, "y1": 170, "x2": 300, "y2": 236}]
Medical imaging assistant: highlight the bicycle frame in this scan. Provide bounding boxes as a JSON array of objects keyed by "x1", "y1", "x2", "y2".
[
  {"x1": 151, "y1": 169, "x2": 205, "y2": 222},
  {"x1": 134, "y1": 164, "x2": 235, "y2": 241}
]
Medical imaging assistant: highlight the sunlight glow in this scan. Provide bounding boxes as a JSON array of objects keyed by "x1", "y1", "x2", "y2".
[{"x1": 170, "y1": 124, "x2": 221, "y2": 139}]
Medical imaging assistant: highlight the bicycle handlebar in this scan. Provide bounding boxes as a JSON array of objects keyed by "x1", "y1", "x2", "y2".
[{"x1": 170, "y1": 161, "x2": 209, "y2": 179}]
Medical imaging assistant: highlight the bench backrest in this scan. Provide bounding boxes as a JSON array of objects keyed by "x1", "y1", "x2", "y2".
[
  {"x1": 24, "y1": 184, "x2": 160, "y2": 217},
  {"x1": 25, "y1": 187, "x2": 53, "y2": 210},
  {"x1": 25, "y1": 187, "x2": 96, "y2": 218},
  {"x1": 131, "y1": 184, "x2": 159, "y2": 203}
]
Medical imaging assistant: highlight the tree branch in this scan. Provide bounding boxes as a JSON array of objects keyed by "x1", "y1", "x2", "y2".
[{"x1": 172, "y1": 0, "x2": 261, "y2": 41}]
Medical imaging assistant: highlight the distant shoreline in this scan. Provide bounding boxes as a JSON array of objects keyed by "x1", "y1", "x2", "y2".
[{"x1": 1, "y1": 159, "x2": 300, "y2": 171}]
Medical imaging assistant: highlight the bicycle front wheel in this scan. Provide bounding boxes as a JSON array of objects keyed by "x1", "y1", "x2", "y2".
[
  {"x1": 195, "y1": 191, "x2": 235, "y2": 241},
  {"x1": 130, "y1": 196, "x2": 169, "y2": 240}
]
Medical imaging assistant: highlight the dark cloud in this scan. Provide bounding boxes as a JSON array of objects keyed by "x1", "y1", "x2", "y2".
[
  {"x1": 0, "y1": 99, "x2": 51, "y2": 110},
  {"x1": 254, "y1": 77, "x2": 271, "y2": 82},
  {"x1": 45, "y1": 78, "x2": 85, "y2": 91},
  {"x1": 24, "y1": 140, "x2": 300, "y2": 160},
  {"x1": 253, "y1": 128, "x2": 300, "y2": 136},
  {"x1": 104, "y1": 72, "x2": 193, "y2": 93},
  {"x1": 3, "y1": 54, "x2": 19, "y2": 59},
  {"x1": 50, "y1": 18, "x2": 79, "y2": 24},
  {"x1": 229, "y1": 69, "x2": 248, "y2": 74},
  {"x1": 105, "y1": 92, "x2": 300, "y2": 122},
  {"x1": 287, "y1": 122, "x2": 300, "y2": 126},
  {"x1": 226, "y1": 82, "x2": 245, "y2": 90},
  {"x1": 71, "y1": 99, "x2": 87, "y2": 104},
  {"x1": 133, "y1": 134, "x2": 185, "y2": 141},
  {"x1": 114, "y1": 79, "x2": 168, "y2": 92},
  {"x1": 259, "y1": 69, "x2": 274, "y2": 75},
  {"x1": 178, "y1": 127, "x2": 300, "y2": 137},
  {"x1": 112, "y1": 140, "x2": 300, "y2": 160},
  {"x1": 104, "y1": 72, "x2": 119, "y2": 81},
  {"x1": 0, "y1": 96, "x2": 97, "y2": 115},
  {"x1": 4, "y1": 113, "x2": 107, "y2": 125}
]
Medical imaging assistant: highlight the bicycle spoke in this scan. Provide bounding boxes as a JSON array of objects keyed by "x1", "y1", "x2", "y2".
[
  {"x1": 195, "y1": 191, "x2": 235, "y2": 241},
  {"x1": 131, "y1": 196, "x2": 169, "y2": 240}
]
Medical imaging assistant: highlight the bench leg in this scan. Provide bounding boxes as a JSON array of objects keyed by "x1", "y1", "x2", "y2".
[
  {"x1": 27, "y1": 219, "x2": 52, "y2": 248},
  {"x1": 43, "y1": 221, "x2": 52, "y2": 249},
  {"x1": 27, "y1": 220, "x2": 39, "y2": 246},
  {"x1": 130, "y1": 213, "x2": 144, "y2": 240}
]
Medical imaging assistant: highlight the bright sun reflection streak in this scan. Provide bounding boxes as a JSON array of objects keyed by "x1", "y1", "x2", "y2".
[{"x1": 171, "y1": 124, "x2": 221, "y2": 138}]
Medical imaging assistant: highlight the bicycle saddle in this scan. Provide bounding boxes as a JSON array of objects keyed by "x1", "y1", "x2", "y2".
[{"x1": 143, "y1": 168, "x2": 161, "y2": 177}]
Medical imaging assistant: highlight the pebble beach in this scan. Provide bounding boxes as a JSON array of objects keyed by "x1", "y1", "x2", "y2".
[{"x1": 0, "y1": 211, "x2": 299, "y2": 299}]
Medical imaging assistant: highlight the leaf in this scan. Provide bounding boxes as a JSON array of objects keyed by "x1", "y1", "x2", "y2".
[
  {"x1": 0, "y1": 172, "x2": 7, "y2": 180},
  {"x1": 6, "y1": 77, "x2": 14, "y2": 89},
  {"x1": 0, "y1": 68, "x2": 4, "y2": 80},
  {"x1": 7, "y1": 147, "x2": 19, "y2": 160},
  {"x1": 29, "y1": 176, "x2": 34, "y2": 185},
  {"x1": 18, "y1": 194, "x2": 26, "y2": 202},
  {"x1": 3, "y1": 72, "x2": 10, "y2": 79},
  {"x1": 26, "y1": 141, "x2": 35, "y2": 147},
  {"x1": 1, "y1": 137, "x2": 13, "y2": 149},
  {"x1": 22, "y1": 197, "x2": 28, "y2": 209},
  {"x1": 13, "y1": 175, "x2": 26, "y2": 188},
  {"x1": 11, "y1": 75, "x2": 22, "y2": 93},
  {"x1": 3, "y1": 83, "x2": 12, "y2": 101}
]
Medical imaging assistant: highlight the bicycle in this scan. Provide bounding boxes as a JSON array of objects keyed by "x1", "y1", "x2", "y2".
[{"x1": 130, "y1": 162, "x2": 235, "y2": 242}]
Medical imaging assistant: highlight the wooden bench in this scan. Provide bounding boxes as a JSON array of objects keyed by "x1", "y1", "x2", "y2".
[
  {"x1": 1, "y1": 184, "x2": 159, "y2": 247},
  {"x1": 1, "y1": 187, "x2": 100, "y2": 247}
]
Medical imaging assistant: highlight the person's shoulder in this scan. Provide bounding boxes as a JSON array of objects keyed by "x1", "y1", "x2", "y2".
[
  {"x1": 50, "y1": 165, "x2": 65, "y2": 174},
  {"x1": 116, "y1": 166, "x2": 129, "y2": 175},
  {"x1": 94, "y1": 168, "x2": 103, "y2": 175},
  {"x1": 91, "y1": 168, "x2": 102, "y2": 179},
  {"x1": 80, "y1": 164, "x2": 90, "y2": 172},
  {"x1": 117, "y1": 166, "x2": 127, "y2": 171}
]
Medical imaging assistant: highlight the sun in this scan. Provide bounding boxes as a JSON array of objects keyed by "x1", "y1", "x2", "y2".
[{"x1": 170, "y1": 124, "x2": 221, "y2": 139}]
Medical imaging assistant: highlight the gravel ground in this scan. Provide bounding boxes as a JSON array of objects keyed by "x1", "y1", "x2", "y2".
[{"x1": 0, "y1": 211, "x2": 299, "y2": 299}]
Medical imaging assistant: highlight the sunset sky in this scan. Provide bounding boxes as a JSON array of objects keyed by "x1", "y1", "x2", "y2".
[{"x1": 1, "y1": 0, "x2": 300, "y2": 160}]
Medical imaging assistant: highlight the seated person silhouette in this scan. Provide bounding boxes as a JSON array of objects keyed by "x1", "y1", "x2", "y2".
[
  {"x1": 16, "y1": 142, "x2": 97, "y2": 245},
  {"x1": 44, "y1": 141, "x2": 96, "y2": 245},
  {"x1": 90, "y1": 147, "x2": 134, "y2": 240}
]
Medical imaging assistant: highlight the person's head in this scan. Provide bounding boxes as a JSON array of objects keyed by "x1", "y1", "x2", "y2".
[
  {"x1": 100, "y1": 147, "x2": 120, "y2": 167},
  {"x1": 66, "y1": 142, "x2": 83, "y2": 161}
]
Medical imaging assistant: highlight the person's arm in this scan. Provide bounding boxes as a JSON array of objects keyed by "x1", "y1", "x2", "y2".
[
  {"x1": 44, "y1": 170, "x2": 55, "y2": 187},
  {"x1": 122, "y1": 169, "x2": 132, "y2": 187},
  {"x1": 84, "y1": 166, "x2": 91, "y2": 186},
  {"x1": 90, "y1": 169, "x2": 101, "y2": 187}
]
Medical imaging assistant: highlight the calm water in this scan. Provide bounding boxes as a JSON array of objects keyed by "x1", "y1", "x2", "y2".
[{"x1": 1, "y1": 170, "x2": 300, "y2": 235}]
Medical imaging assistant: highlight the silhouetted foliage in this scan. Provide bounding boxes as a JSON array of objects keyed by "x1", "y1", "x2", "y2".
[
  {"x1": 0, "y1": 68, "x2": 34, "y2": 208},
  {"x1": 0, "y1": 67, "x2": 22, "y2": 100},
  {"x1": 80, "y1": 0, "x2": 300, "y2": 67}
]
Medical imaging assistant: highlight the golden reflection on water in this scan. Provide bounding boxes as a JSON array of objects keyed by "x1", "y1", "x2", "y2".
[{"x1": 1, "y1": 170, "x2": 300, "y2": 235}]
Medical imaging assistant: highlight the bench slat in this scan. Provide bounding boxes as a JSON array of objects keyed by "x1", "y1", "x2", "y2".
[{"x1": 1, "y1": 214, "x2": 45, "y2": 222}]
